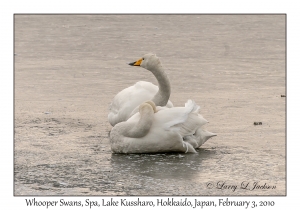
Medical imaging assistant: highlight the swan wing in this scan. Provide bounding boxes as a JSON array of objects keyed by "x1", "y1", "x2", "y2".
[{"x1": 153, "y1": 100, "x2": 208, "y2": 136}]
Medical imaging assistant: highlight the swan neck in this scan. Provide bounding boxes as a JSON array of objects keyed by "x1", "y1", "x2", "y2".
[
  {"x1": 123, "y1": 106, "x2": 154, "y2": 138},
  {"x1": 150, "y1": 65, "x2": 171, "y2": 106}
]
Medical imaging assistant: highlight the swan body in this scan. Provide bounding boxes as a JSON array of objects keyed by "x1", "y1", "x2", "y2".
[
  {"x1": 108, "y1": 53, "x2": 173, "y2": 126},
  {"x1": 110, "y1": 100, "x2": 205, "y2": 153}
]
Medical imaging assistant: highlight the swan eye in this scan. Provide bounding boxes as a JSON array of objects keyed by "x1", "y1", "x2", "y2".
[{"x1": 142, "y1": 58, "x2": 144, "y2": 60}]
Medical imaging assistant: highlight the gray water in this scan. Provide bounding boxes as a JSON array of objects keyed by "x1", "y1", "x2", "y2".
[{"x1": 14, "y1": 15, "x2": 285, "y2": 196}]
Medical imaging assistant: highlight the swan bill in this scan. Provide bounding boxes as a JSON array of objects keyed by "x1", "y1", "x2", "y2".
[{"x1": 128, "y1": 58, "x2": 143, "y2": 66}]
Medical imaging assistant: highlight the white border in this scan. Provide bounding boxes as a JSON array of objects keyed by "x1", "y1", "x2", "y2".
[{"x1": 2, "y1": 0, "x2": 298, "y2": 209}]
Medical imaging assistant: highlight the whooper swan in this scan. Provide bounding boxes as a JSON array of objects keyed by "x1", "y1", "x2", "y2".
[
  {"x1": 110, "y1": 100, "x2": 208, "y2": 153},
  {"x1": 108, "y1": 53, "x2": 173, "y2": 126}
]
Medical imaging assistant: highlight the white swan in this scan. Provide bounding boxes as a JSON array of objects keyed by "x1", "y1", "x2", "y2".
[
  {"x1": 110, "y1": 100, "x2": 208, "y2": 153},
  {"x1": 108, "y1": 53, "x2": 173, "y2": 126}
]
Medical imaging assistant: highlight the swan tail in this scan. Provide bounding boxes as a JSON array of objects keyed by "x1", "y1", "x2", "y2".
[
  {"x1": 194, "y1": 128, "x2": 217, "y2": 148},
  {"x1": 185, "y1": 99, "x2": 200, "y2": 113}
]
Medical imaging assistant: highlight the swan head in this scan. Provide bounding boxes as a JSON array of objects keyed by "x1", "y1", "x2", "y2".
[
  {"x1": 128, "y1": 53, "x2": 162, "y2": 71},
  {"x1": 145, "y1": 101, "x2": 157, "y2": 113},
  {"x1": 139, "y1": 101, "x2": 157, "y2": 113}
]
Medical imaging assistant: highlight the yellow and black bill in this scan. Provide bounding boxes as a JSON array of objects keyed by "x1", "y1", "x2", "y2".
[{"x1": 128, "y1": 58, "x2": 143, "y2": 66}]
